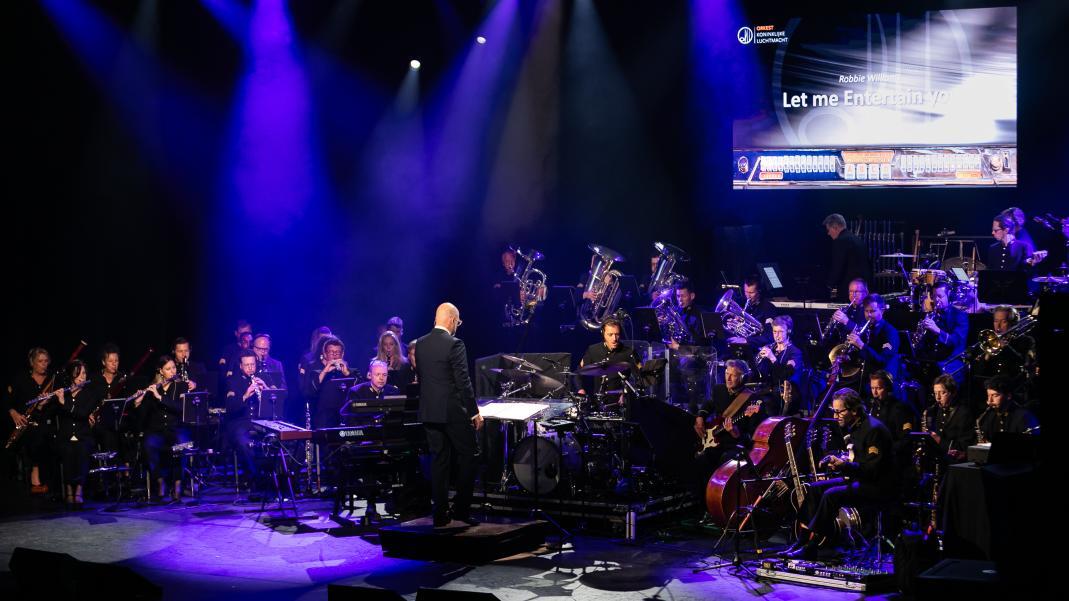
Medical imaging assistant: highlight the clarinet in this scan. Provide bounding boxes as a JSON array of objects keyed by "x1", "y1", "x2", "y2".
[
  {"x1": 305, "y1": 399, "x2": 314, "y2": 493},
  {"x1": 976, "y1": 407, "x2": 992, "y2": 444}
]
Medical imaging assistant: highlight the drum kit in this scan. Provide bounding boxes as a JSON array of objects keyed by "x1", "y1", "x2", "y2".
[
  {"x1": 488, "y1": 355, "x2": 643, "y2": 498},
  {"x1": 879, "y1": 252, "x2": 977, "y2": 311}
]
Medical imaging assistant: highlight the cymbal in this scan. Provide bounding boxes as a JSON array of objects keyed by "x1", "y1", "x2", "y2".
[
  {"x1": 576, "y1": 361, "x2": 630, "y2": 377},
  {"x1": 880, "y1": 253, "x2": 916, "y2": 258},
  {"x1": 501, "y1": 354, "x2": 543, "y2": 372},
  {"x1": 491, "y1": 369, "x2": 563, "y2": 391},
  {"x1": 1032, "y1": 275, "x2": 1068, "y2": 284},
  {"x1": 874, "y1": 270, "x2": 903, "y2": 278}
]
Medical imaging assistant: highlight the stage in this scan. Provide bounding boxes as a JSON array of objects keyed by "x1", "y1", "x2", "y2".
[{"x1": 0, "y1": 487, "x2": 877, "y2": 601}]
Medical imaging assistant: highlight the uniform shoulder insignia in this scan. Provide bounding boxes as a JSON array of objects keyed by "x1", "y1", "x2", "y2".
[
  {"x1": 868, "y1": 445, "x2": 880, "y2": 455},
  {"x1": 903, "y1": 422, "x2": 913, "y2": 431}
]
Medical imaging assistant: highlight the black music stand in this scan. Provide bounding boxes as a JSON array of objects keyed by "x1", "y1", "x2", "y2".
[
  {"x1": 181, "y1": 392, "x2": 210, "y2": 426},
  {"x1": 977, "y1": 270, "x2": 1030, "y2": 305},
  {"x1": 630, "y1": 307, "x2": 662, "y2": 343},
  {"x1": 256, "y1": 389, "x2": 287, "y2": 420}
]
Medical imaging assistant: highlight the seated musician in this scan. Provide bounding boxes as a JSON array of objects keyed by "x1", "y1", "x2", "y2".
[
  {"x1": 977, "y1": 305, "x2": 1035, "y2": 380},
  {"x1": 826, "y1": 278, "x2": 868, "y2": 344},
  {"x1": 173, "y1": 337, "x2": 209, "y2": 391},
  {"x1": 977, "y1": 376, "x2": 1039, "y2": 442},
  {"x1": 300, "y1": 326, "x2": 334, "y2": 374},
  {"x1": 219, "y1": 319, "x2": 254, "y2": 379},
  {"x1": 914, "y1": 282, "x2": 969, "y2": 384},
  {"x1": 668, "y1": 279, "x2": 710, "y2": 349},
  {"x1": 850, "y1": 294, "x2": 902, "y2": 386},
  {"x1": 225, "y1": 350, "x2": 266, "y2": 485},
  {"x1": 54, "y1": 360, "x2": 97, "y2": 509},
  {"x1": 756, "y1": 316, "x2": 804, "y2": 415},
  {"x1": 341, "y1": 360, "x2": 400, "y2": 426},
  {"x1": 5, "y1": 347, "x2": 55, "y2": 495},
  {"x1": 725, "y1": 277, "x2": 776, "y2": 354},
  {"x1": 89, "y1": 344, "x2": 126, "y2": 464},
  {"x1": 868, "y1": 370, "x2": 916, "y2": 470},
  {"x1": 373, "y1": 330, "x2": 414, "y2": 389},
  {"x1": 782, "y1": 388, "x2": 897, "y2": 560},
  {"x1": 577, "y1": 318, "x2": 641, "y2": 399},
  {"x1": 136, "y1": 355, "x2": 195, "y2": 502},
  {"x1": 987, "y1": 212, "x2": 1030, "y2": 272},
  {"x1": 693, "y1": 360, "x2": 772, "y2": 457},
  {"x1": 923, "y1": 374, "x2": 975, "y2": 462},
  {"x1": 251, "y1": 333, "x2": 287, "y2": 390},
  {"x1": 300, "y1": 336, "x2": 352, "y2": 428}
]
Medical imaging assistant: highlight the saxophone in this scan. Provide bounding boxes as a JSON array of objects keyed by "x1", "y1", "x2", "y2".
[{"x1": 975, "y1": 406, "x2": 992, "y2": 444}]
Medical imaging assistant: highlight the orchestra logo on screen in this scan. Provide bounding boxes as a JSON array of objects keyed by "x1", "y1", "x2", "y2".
[
  {"x1": 739, "y1": 25, "x2": 789, "y2": 45},
  {"x1": 737, "y1": 27, "x2": 754, "y2": 44}
]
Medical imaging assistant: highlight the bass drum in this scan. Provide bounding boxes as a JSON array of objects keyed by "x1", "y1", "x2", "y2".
[{"x1": 512, "y1": 433, "x2": 581, "y2": 495}]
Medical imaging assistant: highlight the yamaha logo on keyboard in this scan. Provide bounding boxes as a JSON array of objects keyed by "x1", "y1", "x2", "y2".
[{"x1": 339, "y1": 429, "x2": 365, "y2": 438}]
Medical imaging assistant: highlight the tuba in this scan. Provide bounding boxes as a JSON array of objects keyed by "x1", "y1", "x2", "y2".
[
  {"x1": 578, "y1": 243, "x2": 626, "y2": 330},
  {"x1": 503, "y1": 247, "x2": 548, "y2": 327},
  {"x1": 714, "y1": 290, "x2": 764, "y2": 338},
  {"x1": 648, "y1": 242, "x2": 691, "y2": 343}
]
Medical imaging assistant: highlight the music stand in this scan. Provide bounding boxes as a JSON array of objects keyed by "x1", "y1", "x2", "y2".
[
  {"x1": 181, "y1": 392, "x2": 210, "y2": 426},
  {"x1": 700, "y1": 311, "x2": 728, "y2": 342},
  {"x1": 631, "y1": 307, "x2": 662, "y2": 343},
  {"x1": 257, "y1": 389, "x2": 288, "y2": 420}
]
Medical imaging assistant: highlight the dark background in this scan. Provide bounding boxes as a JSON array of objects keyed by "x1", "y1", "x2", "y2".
[{"x1": 4, "y1": 0, "x2": 1065, "y2": 395}]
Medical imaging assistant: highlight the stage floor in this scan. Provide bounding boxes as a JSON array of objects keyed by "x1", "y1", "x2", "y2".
[{"x1": 0, "y1": 488, "x2": 893, "y2": 600}]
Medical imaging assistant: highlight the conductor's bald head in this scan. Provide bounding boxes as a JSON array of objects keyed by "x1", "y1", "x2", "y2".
[{"x1": 435, "y1": 303, "x2": 462, "y2": 334}]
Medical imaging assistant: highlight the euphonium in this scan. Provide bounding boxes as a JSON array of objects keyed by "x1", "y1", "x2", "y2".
[
  {"x1": 827, "y1": 319, "x2": 872, "y2": 378},
  {"x1": 714, "y1": 290, "x2": 764, "y2": 338},
  {"x1": 506, "y1": 247, "x2": 548, "y2": 327},
  {"x1": 578, "y1": 243, "x2": 626, "y2": 330},
  {"x1": 648, "y1": 241, "x2": 691, "y2": 344}
]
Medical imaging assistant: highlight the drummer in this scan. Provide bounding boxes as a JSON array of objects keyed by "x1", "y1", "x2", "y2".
[{"x1": 576, "y1": 318, "x2": 641, "y2": 399}]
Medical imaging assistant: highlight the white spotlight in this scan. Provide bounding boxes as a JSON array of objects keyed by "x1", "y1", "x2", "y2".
[
  {"x1": 409, "y1": 59, "x2": 421, "y2": 70},
  {"x1": 476, "y1": 36, "x2": 487, "y2": 45}
]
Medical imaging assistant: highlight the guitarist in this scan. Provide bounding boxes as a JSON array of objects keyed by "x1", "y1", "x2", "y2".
[
  {"x1": 782, "y1": 388, "x2": 897, "y2": 560},
  {"x1": 690, "y1": 360, "x2": 772, "y2": 497}
]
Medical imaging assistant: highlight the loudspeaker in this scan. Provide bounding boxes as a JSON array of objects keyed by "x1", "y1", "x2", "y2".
[
  {"x1": 328, "y1": 584, "x2": 405, "y2": 600},
  {"x1": 416, "y1": 589, "x2": 501, "y2": 601},
  {"x1": 9, "y1": 547, "x2": 161, "y2": 600}
]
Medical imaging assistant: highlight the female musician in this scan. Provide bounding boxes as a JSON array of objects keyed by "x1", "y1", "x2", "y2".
[
  {"x1": 374, "y1": 330, "x2": 414, "y2": 388},
  {"x1": 756, "y1": 316, "x2": 804, "y2": 415},
  {"x1": 988, "y1": 212, "x2": 1029, "y2": 272},
  {"x1": 54, "y1": 360, "x2": 97, "y2": 509},
  {"x1": 924, "y1": 374, "x2": 975, "y2": 462},
  {"x1": 6, "y1": 348, "x2": 55, "y2": 494},
  {"x1": 136, "y1": 355, "x2": 195, "y2": 501}
]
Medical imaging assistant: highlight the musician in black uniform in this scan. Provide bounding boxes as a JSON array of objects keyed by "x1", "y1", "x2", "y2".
[
  {"x1": 913, "y1": 282, "x2": 969, "y2": 385},
  {"x1": 923, "y1": 374, "x2": 975, "y2": 463},
  {"x1": 218, "y1": 319, "x2": 254, "y2": 381},
  {"x1": 987, "y1": 212, "x2": 1030, "y2": 272},
  {"x1": 225, "y1": 350, "x2": 266, "y2": 484},
  {"x1": 823, "y1": 214, "x2": 873, "y2": 301},
  {"x1": 849, "y1": 294, "x2": 902, "y2": 387},
  {"x1": 173, "y1": 338, "x2": 209, "y2": 392},
  {"x1": 89, "y1": 344, "x2": 128, "y2": 464},
  {"x1": 976, "y1": 376, "x2": 1039, "y2": 442},
  {"x1": 783, "y1": 388, "x2": 897, "y2": 560},
  {"x1": 725, "y1": 277, "x2": 777, "y2": 358},
  {"x1": 373, "y1": 330, "x2": 414, "y2": 389},
  {"x1": 136, "y1": 355, "x2": 195, "y2": 501},
  {"x1": 415, "y1": 302, "x2": 484, "y2": 527},
  {"x1": 5, "y1": 347, "x2": 55, "y2": 494},
  {"x1": 250, "y1": 333, "x2": 286, "y2": 390},
  {"x1": 670, "y1": 280, "x2": 710, "y2": 347},
  {"x1": 54, "y1": 360, "x2": 96, "y2": 509},
  {"x1": 756, "y1": 316, "x2": 804, "y2": 414},
  {"x1": 341, "y1": 360, "x2": 400, "y2": 425},
  {"x1": 976, "y1": 306, "x2": 1035, "y2": 380},
  {"x1": 825, "y1": 278, "x2": 869, "y2": 344},
  {"x1": 300, "y1": 336, "x2": 353, "y2": 428},
  {"x1": 867, "y1": 370, "x2": 916, "y2": 472},
  {"x1": 577, "y1": 318, "x2": 641, "y2": 398}
]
